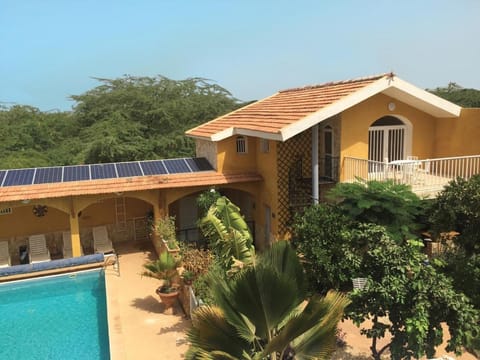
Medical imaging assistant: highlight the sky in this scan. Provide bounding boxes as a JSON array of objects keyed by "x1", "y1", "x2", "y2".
[{"x1": 1, "y1": 0, "x2": 479, "y2": 111}]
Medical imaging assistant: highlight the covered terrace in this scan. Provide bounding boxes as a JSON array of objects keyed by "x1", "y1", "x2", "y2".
[{"x1": 0, "y1": 157, "x2": 261, "y2": 267}]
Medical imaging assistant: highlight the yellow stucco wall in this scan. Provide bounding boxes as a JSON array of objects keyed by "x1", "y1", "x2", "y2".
[
  {"x1": 0, "y1": 205, "x2": 69, "y2": 238},
  {"x1": 0, "y1": 192, "x2": 157, "y2": 242},
  {"x1": 193, "y1": 136, "x2": 279, "y2": 248},
  {"x1": 433, "y1": 108, "x2": 480, "y2": 157},
  {"x1": 340, "y1": 93, "x2": 438, "y2": 162},
  {"x1": 254, "y1": 139, "x2": 279, "y2": 248},
  {"x1": 216, "y1": 136, "x2": 258, "y2": 173},
  {"x1": 78, "y1": 197, "x2": 152, "y2": 229}
]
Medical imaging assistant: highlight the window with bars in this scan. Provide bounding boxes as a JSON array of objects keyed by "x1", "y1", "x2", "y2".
[{"x1": 236, "y1": 136, "x2": 248, "y2": 154}]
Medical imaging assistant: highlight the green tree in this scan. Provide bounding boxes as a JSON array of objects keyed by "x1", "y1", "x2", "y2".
[
  {"x1": 0, "y1": 105, "x2": 79, "y2": 168},
  {"x1": 293, "y1": 180, "x2": 479, "y2": 359},
  {"x1": 71, "y1": 75, "x2": 243, "y2": 163},
  {"x1": 429, "y1": 175, "x2": 480, "y2": 254},
  {"x1": 328, "y1": 180, "x2": 424, "y2": 242},
  {"x1": 346, "y1": 235, "x2": 479, "y2": 360},
  {"x1": 81, "y1": 114, "x2": 148, "y2": 163},
  {"x1": 429, "y1": 83, "x2": 480, "y2": 107},
  {"x1": 187, "y1": 241, "x2": 350, "y2": 360},
  {"x1": 0, "y1": 75, "x2": 243, "y2": 169},
  {"x1": 292, "y1": 204, "x2": 363, "y2": 293},
  {"x1": 429, "y1": 175, "x2": 480, "y2": 328}
]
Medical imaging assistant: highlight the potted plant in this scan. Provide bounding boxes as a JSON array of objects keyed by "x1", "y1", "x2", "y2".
[
  {"x1": 142, "y1": 251, "x2": 180, "y2": 311},
  {"x1": 181, "y1": 269, "x2": 195, "y2": 286},
  {"x1": 156, "y1": 216, "x2": 180, "y2": 254},
  {"x1": 165, "y1": 238, "x2": 180, "y2": 254}
]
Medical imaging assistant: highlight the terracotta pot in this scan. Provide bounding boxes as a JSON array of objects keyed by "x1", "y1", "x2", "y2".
[{"x1": 156, "y1": 287, "x2": 179, "y2": 310}]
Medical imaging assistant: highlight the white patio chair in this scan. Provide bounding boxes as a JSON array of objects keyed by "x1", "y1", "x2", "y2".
[
  {"x1": 352, "y1": 277, "x2": 367, "y2": 290},
  {"x1": 28, "y1": 234, "x2": 51, "y2": 264},
  {"x1": 92, "y1": 226, "x2": 114, "y2": 254},
  {"x1": 62, "y1": 231, "x2": 83, "y2": 258},
  {"x1": 0, "y1": 240, "x2": 11, "y2": 267}
]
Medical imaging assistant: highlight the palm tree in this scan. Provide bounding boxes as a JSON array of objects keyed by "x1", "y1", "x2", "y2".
[{"x1": 186, "y1": 241, "x2": 349, "y2": 359}]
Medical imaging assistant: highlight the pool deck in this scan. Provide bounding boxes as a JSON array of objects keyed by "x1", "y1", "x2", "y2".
[{"x1": 105, "y1": 241, "x2": 189, "y2": 360}]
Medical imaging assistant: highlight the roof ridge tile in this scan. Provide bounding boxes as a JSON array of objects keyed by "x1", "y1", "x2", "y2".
[{"x1": 279, "y1": 72, "x2": 393, "y2": 93}]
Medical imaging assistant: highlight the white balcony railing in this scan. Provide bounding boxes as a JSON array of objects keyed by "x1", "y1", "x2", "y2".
[{"x1": 343, "y1": 155, "x2": 480, "y2": 197}]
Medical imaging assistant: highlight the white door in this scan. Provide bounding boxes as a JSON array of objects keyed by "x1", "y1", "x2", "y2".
[{"x1": 368, "y1": 125, "x2": 405, "y2": 163}]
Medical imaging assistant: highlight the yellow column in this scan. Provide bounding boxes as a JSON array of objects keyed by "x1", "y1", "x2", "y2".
[
  {"x1": 152, "y1": 191, "x2": 166, "y2": 255},
  {"x1": 69, "y1": 214, "x2": 82, "y2": 257},
  {"x1": 69, "y1": 198, "x2": 82, "y2": 257}
]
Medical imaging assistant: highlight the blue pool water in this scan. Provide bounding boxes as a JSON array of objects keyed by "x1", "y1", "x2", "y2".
[{"x1": 0, "y1": 270, "x2": 110, "y2": 359}]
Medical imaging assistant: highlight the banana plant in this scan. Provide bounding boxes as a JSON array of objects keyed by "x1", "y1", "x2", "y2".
[{"x1": 200, "y1": 196, "x2": 255, "y2": 274}]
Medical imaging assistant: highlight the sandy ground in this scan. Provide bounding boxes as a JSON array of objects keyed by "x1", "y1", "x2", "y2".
[{"x1": 105, "y1": 241, "x2": 477, "y2": 360}]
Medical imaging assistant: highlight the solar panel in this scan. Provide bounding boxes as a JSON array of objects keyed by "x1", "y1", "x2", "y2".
[
  {"x1": 116, "y1": 162, "x2": 143, "y2": 178},
  {"x1": 63, "y1": 165, "x2": 90, "y2": 182},
  {"x1": 91, "y1": 164, "x2": 117, "y2": 180},
  {"x1": 139, "y1": 161, "x2": 167, "y2": 175},
  {"x1": 0, "y1": 157, "x2": 216, "y2": 188},
  {"x1": 34, "y1": 167, "x2": 63, "y2": 184},
  {"x1": 3, "y1": 169, "x2": 35, "y2": 186},
  {"x1": 185, "y1": 157, "x2": 213, "y2": 172},
  {"x1": 163, "y1": 159, "x2": 190, "y2": 174},
  {"x1": 0, "y1": 171, "x2": 6, "y2": 186}
]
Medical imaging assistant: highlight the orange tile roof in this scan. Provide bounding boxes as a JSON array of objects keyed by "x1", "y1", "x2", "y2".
[
  {"x1": 186, "y1": 73, "x2": 392, "y2": 140},
  {"x1": 0, "y1": 171, "x2": 262, "y2": 203}
]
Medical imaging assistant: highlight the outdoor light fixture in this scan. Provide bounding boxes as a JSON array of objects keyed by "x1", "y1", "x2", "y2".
[
  {"x1": 388, "y1": 102, "x2": 396, "y2": 111},
  {"x1": 32, "y1": 205, "x2": 48, "y2": 217}
]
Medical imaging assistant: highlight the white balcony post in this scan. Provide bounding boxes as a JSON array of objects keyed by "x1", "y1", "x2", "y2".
[{"x1": 312, "y1": 125, "x2": 319, "y2": 204}]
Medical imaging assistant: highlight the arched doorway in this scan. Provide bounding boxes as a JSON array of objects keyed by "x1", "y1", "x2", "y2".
[
  {"x1": 169, "y1": 188, "x2": 255, "y2": 247},
  {"x1": 79, "y1": 196, "x2": 153, "y2": 246},
  {"x1": 368, "y1": 116, "x2": 410, "y2": 163}
]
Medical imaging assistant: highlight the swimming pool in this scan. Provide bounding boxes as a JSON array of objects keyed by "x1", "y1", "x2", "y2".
[{"x1": 0, "y1": 269, "x2": 110, "y2": 359}]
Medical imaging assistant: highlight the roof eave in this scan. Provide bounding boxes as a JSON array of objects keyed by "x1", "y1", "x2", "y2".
[
  {"x1": 186, "y1": 133, "x2": 214, "y2": 141},
  {"x1": 382, "y1": 77, "x2": 462, "y2": 118},
  {"x1": 0, "y1": 171, "x2": 264, "y2": 203},
  {"x1": 211, "y1": 127, "x2": 283, "y2": 142},
  {"x1": 280, "y1": 76, "x2": 462, "y2": 141},
  {"x1": 280, "y1": 77, "x2": 391, "y2": 141}
]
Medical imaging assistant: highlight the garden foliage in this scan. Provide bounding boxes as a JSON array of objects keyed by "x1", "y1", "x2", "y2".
[
  {"x1": 293, "y1": 180, "x2": 479, "y2": 359},
  {"x1": 187, "y1": 241, "x2": 350, "y2": 360}
]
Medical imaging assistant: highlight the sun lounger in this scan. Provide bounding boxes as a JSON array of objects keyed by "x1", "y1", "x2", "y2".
[
  {"x1": 0, "y1": 240, "x2": 11, "y2": 268},
  {"x1": 92, "y1": 226, "x2": 114, "y2": 254},
  {"x1": 62, "y1": 231, "x2": 84, "y2": 258},
  {"x1": 28, "y1": 234, "x2": 51, "y2": 264}
]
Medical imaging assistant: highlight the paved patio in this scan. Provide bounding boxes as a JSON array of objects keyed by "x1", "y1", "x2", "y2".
[
  {"x1": 105, "y1": 241, "x2": 190, "y2": 360},
  {"x1": 103, "y1": 241, "x2": 476, "y2": 360}
]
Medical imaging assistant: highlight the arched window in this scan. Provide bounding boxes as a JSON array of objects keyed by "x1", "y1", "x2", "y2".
[
  {"x1": 368, "y1": 116, "x2": 406, "y2": 163},
  {"x1": 236, "y1": 136, "x2": 248, "y2": 154}
]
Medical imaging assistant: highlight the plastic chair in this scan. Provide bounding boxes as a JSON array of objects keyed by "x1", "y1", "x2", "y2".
[
  {"x1": 92, "y1": 226, "x2": 114, "y2": 254},
  {"x1": 0, "y1": 240, "x2": 11, "y2": 267},
  {"x1": 28, "y1": 234, "x2": 51, "y2": 264}
]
